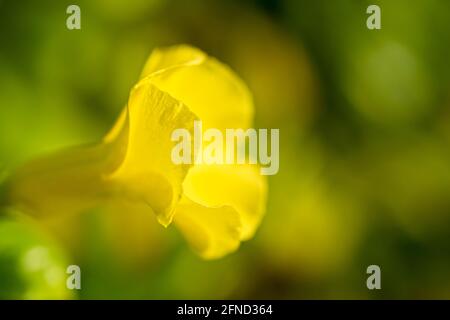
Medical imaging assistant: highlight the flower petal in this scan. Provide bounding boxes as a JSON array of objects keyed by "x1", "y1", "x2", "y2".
[
  {"x1": 107, "y1": 80, "x2": 197, "y2": 226},
  {"x1": 140, "y1": 45, "x2": 207, "y2": 77},
  {"x1": 173, "y1": 196, "x2": 241, "y2": 259},
  {"x1": 141, "y1": 45, "x2": 254, "y2": 129},
  {"x1": 182, "y1": 164, "x2": 267, "y2": 241}
]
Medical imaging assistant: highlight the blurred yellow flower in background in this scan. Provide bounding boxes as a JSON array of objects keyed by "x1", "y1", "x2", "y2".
[{"x1": 2, "y1": 45, "x2": 267, "y2": 260}]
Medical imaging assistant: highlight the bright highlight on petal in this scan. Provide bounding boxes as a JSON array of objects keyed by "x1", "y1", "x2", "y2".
[{"x1": 108, "y1": 81, "x2": 197, "y2": 226}]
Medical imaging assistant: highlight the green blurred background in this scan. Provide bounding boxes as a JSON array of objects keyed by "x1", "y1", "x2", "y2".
[{"x1": 1, "y1": 0, "x2": 450, "y2": 299}]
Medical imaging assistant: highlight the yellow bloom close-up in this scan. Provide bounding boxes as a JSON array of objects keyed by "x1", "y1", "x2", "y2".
[
  {"x1": 3, "y1": 45, "x2": 267, "y2": 260},
  {"x1": 2, "y1": 0, "x2": 450, "y2": 302}
]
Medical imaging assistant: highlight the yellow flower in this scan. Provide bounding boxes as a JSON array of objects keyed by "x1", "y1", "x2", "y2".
[{"x1": 3, "y1": 45, "x2": 267, "y2": 259}]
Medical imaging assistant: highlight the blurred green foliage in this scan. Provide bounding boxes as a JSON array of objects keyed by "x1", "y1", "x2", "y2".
[
  {"x1": 0, "y1": 0, "x2": 449, "y2": 299},
  {"x1": 0, "y1": 210, "x2": 70, "y2": 299}
]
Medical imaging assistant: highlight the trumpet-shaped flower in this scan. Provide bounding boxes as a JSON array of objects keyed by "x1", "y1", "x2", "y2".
[{"x1": 2, "y1": 45, "x2": 267, "y2": 259}]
